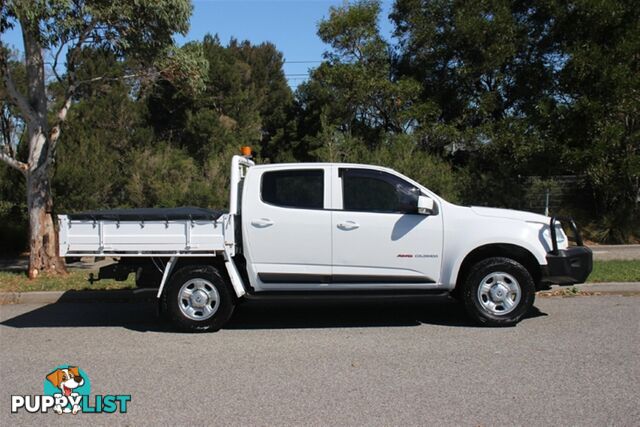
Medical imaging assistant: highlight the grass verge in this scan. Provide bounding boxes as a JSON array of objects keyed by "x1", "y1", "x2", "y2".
[
  {"x1": 588, "y1": 260, "x2": 640, "y2": 283},
  {"x1": 0, "y1": 270, "x2": 135, "y2": 293}
]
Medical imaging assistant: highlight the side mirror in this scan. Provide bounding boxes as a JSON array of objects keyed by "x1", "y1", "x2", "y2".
[{"x1": 417, "y1": 195, "x2": 435, "y2": 215}]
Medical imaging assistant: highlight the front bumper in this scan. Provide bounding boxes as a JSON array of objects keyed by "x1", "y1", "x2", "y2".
[
  {"x1": 542, "y1": 217, "x2": 593, "y2": 285},
  {"x1": 543, "y1": 246, "x2": 593, "y2": 285}
]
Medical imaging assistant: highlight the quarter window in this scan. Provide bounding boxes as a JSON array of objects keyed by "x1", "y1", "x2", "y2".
[
  {"x1": 261, "y1": 170, "x2": 324, "y2": 209},
  {"x1": 341, "y1": 168, "x2": 420, "y2": 213}
]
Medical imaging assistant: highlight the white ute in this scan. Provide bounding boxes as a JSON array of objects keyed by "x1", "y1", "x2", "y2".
[{"x1": 58, "y1": 151, "x2": 592, "y2": 331}]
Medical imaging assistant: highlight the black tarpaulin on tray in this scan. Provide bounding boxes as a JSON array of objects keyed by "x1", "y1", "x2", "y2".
[{"x1": 67, "y1": 207, "x2": 225, "y2": 221}]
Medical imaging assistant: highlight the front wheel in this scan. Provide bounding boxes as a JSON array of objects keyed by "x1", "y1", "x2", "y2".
[
  {"x1": 462, "y1": 257, "x2": 535, "y2": 326},
  {"x1": 161, "y1": 265, "x2": 235, "y2": 332}
]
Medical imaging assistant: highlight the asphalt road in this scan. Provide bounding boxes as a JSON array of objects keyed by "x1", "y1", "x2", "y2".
[{"x1": 1, "y1": 296, "x2": 638, "y2": 426}]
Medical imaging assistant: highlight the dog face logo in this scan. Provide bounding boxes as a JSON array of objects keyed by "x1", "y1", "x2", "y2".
[
  {"x1": 46, "y1": 367, "x2": 84, "y2": 397},
  {"x1": 44, "y1": 365, "x2": 91, "y2": 414}
]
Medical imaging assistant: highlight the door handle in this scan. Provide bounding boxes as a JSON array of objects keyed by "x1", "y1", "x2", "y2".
[
  {"x1": 337, "y1": 220, "x2": 360, "y2": 230},
  {"x1": 251, "y1": 218, "x2": 274, "y2": 228}
]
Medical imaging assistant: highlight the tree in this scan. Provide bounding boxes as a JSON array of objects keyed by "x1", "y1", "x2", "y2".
[
  {"x1": 390, "y1": 0, "x2": 638, "y2": 241},
  {"x1": 292, "y1": 0, "x2": 428, "y2": 159},
  {"x1": 51, "y1": 48, "x2": 151, "y2": 213},
  {"x1": 316, "y1": 0, "x2": 423, "y2": 138},
  {"x1": 0, "y1": 0, "x2": 195, "y2": 277},
  {"x1": 228, "y1": 39, "x2": 293, "y2": 160},
  {"x1": 146, "y1": 34, "x2": 293, "y2": 162},
  {"x1": 551, "y1": 0, "x2": 639, "y2": 242},
  {"x1": 289, "y1": 0, "x2": 462, "y2": 200},
  {"x1": 390, "y1": 0, "x2": 565, "y2": 163}
]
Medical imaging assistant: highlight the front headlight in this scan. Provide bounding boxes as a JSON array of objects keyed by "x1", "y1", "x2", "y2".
[
  {"x1": 554, "y1": 223, "x2": 566, "y2": 244},
  {"x1": 542, "y1": 223, "x2": 567, "y2": 249},
  {"x1": 535, "y1": 221, "x2": 568, "y2": 251}
]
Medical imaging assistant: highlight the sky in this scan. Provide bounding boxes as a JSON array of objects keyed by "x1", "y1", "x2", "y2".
[{"x1": 1, "y1": 0, "x2": 396, "y2": 89}]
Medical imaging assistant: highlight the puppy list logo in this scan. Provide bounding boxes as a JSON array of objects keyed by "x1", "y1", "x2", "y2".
[{"x1": 11, "y1": 365, "x2": 131, "y2": 414}]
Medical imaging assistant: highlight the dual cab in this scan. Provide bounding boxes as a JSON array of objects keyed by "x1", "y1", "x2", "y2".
[{"x1": 59, "y1": 155, "x2": 592, "y2": 331}]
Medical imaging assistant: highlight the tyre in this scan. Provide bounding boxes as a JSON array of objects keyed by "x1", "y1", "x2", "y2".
[
  {"x1": 462, "y1": 257, "x2": 535, "y2": 326},
  {"x1": 161, "y1": 265, "x2": 235, "y2": 332},
  {"x1": 449, "y1": 286, "x2": 462, "y2": 302}
]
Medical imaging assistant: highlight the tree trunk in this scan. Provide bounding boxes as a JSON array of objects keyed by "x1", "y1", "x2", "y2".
[
  {"x1": 18, "y1": 19, "x2": 67, "y2": 278},
  {"x1": 26, "y1": 162, "x2": 66, "y2": 279}
]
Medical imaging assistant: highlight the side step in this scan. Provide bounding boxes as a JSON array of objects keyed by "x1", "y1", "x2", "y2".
[{"x1": 244, "y1": 289, "x2": 450, "y2": 301}]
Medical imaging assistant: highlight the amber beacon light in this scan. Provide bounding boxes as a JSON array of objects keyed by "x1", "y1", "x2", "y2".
[{"x1": 241, "y1": 146, "x2": 252, "y2": 157}]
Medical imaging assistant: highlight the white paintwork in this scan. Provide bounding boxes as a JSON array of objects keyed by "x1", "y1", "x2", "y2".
[
  {"x1": 223, "y1": 245, "x2": 246, "y2": 298},
  {"x1": 241, "y1": 164, "x2": 333, "y2": 290},
  {"x1": 332, "y1": 210, "x2": 443, "y2": 285},
  {"x1": 229, "y1": 155, "x2": 254, "y2": 215},
  {"x1": 417, "y1": 195, "x2": 435, "y2": 214},
  {"x1": 59, "y1": 155, "x2": 569, "y2": 298},
  {"x1": 438, "y1": 201, "x2": 567, "y2": 289},
  {"x1": 157, "y1": 256, "x2": 177, "y2": 298},
  {"x1": 58, "y1": 217, "x2": 225, "y2": 255},
  {"x1": 330, "y1": 165, "x2": 443, "y2": 287},
  {"x1": 239, "y1": 162, "x2": 567, "y2": 292}
]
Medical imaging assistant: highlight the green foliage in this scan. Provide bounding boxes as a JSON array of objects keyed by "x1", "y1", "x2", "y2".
[
  {"x1": 48, "y1": 35, "x2": 291, "y2": 219},
  {"x1": 318, "y1": 0, "x2": 385, "y2": 63},
  {"x1": 311, "y1": 1, "x2": 425, "y2": 136},
  {"x1": 0, "y1": 163, "x2": 27, "y2": 255},
  {"x1": 387, "y1": 0, "x2": 638, "y2": 241},
  {"x1": 146, "y1": 35, "x2": 293, "y2": 162},
  {"x1": 360, "y1": 135, "x2": 462, "y2": 203},
  {"x1": 310, "y1": 120, "x2": 462, "y2": 202},
  {"x1": 156, "y1": 42, "x2": 210, "y2": 97},
  {"x1": 523, "y1": 177, "x2": 561, "y2": 212},
  {"x1": 3, "y1": 0, "x2": 192, "y2": 60},
  {"x1": 125, "y1": 144, "x2": 202, "y2": 207},
  {"x1": 229, "y1": 38, "x2": 293, "y2": 159},
  {"x1": 294, "y1": 0, "x2": 463, "y2": 204},
  {"x1": 551, "y1": 0, "x2": 640, "y2": 242},
  {"x1": 52, "y1": 49, "x2": 150, "y2": 212}
]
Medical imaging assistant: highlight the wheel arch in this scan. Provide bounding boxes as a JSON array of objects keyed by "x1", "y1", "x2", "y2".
[
  {"x1": 170, "y1": 256, "x2": 228, "y2": 274},
  {"x1": 159, "y1": 255, "x2": 244, "y2": 299},
  {"x1": 161, "y1": 262, "x2": 237, "y2": 332},
  {"x1": 453, "y1": 243, "x2": 542, "y2": 292}
]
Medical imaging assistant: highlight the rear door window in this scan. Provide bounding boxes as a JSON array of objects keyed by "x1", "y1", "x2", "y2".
[{"x1": 261, "y1": 170, "x2": 324, "y2": 209}]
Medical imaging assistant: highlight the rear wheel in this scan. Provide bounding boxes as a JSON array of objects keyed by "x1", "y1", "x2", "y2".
[
  {"x1": 462, "y1": 257, "x2": 535, "y2": 326},
  {"x1": 161, "y1": 265, "x2": 235, "y2": 332}
]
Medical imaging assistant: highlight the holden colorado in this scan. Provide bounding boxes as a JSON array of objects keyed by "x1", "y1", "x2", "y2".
[{"x1": 58, "y1": 149, "x2": 592, "y2": 331}]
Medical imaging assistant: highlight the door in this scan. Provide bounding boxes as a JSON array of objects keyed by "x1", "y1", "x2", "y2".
[
  {"x1": 332, "y1": 167, "x2": 443, "y2": 287},
  {"x1": 242, "y1": 167, "x2": 332, "y2": 290}
]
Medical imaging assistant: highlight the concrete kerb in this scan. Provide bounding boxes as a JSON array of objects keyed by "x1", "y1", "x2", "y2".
[{"x1": 0, "y1": 289, "x2": 156, "y2": 305}]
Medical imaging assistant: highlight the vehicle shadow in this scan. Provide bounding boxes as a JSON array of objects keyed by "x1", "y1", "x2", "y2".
[
  {"x1": 228, "y1": 298, "x2": 475, "y2": 329},
  {"x1": 227, "y1": 298, "x2": 547, "y2": 329},
  {"x1": 0, "y1": 293, "x2": 547, "y2": 332}
]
